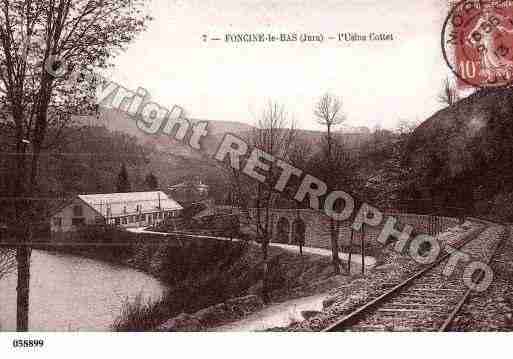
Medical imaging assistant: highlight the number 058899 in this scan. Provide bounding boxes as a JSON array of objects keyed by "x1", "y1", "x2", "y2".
[{"x1": 12, "y1": 339, "x2": 44, "y2": 348}]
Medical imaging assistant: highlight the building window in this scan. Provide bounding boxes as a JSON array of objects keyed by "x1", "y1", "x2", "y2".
[
  {"x1": 72, "y1": 218, "x2": 85, "y2": 226},
  {"x1": 53, "y1": 217, "x2": 62, "y2": 227},
  {"x1": 122, "y1": 217, "x2": 128, "y2": 225},
  {"x1": 73, "y1": 205, "x2": 83, "y2": 217}
]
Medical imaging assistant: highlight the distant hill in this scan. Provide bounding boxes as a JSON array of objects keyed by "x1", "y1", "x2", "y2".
[
  {"x1": 339, "y1": 124, "x2": 371, "y2": 134},
  {"x1": 82, "y1": 108, "x2": 255, "y2": 159},
  {"x1": 83, "y1": 107, "x2": 372, "y2": 158},
  {"x1": 76, "y1": 107, "x2": 374, "y2": 204}
]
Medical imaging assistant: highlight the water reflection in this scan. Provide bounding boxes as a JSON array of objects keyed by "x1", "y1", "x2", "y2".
[{"x1": 0, "y1": 250, "x2": 165, "y2": 331}]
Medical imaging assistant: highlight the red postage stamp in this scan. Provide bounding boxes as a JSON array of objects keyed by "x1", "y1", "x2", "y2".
[{"x1": 442, "y1": 0, "x2": 513, "y2": 89}]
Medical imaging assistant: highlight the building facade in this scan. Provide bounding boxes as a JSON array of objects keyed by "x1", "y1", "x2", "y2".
[{"x1": 50, "y1": 191, "x2": 183, "y2": 233}]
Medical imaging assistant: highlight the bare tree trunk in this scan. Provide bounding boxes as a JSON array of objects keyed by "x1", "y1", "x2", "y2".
[
  {"x1": 14, "y1": 108, "x2": 44, "y2": 331},
  {"x1": 326, "y1": 124, "x2": 332, "y2": 164},
  {"x1": 327, "y1": 124, "x2": 340, "y2": 274},
  {"x1": 16, "y1": 242, "x2": 31, "y2": 331},
  {"x1": 348, "y1": 228, "x2": 354, "y2": 275},
  {"x1": 11, "y1": 111, "x2": 31, "y2": 330},
  {"x1": 261, "y1": 239, "x2": 270, "y2": 303},
  {"x1": 330, "y1": 218, "x2": 340, "y2": 274},
  {"x1": 14, "y1": 135, "x2": 31, "y2": 332}
]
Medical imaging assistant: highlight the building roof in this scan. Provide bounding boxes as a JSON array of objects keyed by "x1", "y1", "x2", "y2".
[
  {"x1": 168, "y1": 182, "x2": 189, "y2": 189},
  {"x1": 78, "y1": 191, "x2": 183, "y2": 218},
  {"x1": 169, "y1": 181, "x2": 209, "y2": 190}
]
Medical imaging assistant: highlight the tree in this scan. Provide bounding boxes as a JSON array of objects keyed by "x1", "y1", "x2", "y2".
[
  {"x1": 253, "y1": 103, "x2": 296, "y2": 301},
  {"x1": 438, "y1": 77, "x2": 459, "y2": 106},
  {"x1": 116, "y1": 164, "x2": 131, "y2": 193},
  {"x1": 363, "y1": 120, "x2": 418, "y2": 207},
  {"x1": 0, "y1": 0, "x2": 151, "y2": 331},
  {"x1": 44, "y1": 125, "x2": 150, "y2": 195},
  {"x1": 310, "y1": 134, "x2": 360, "y2": 272},
  {"x1": 145, "y1": 172, "x2": 158, "y2": 190},
  {"x1": 226, "y1": 101, "x2": 296, "y2": 302},
  {"x1": 314, "y1": 93, "x2": 346, "y2": 274},
  {"x1": 315, "y1": 93, "x2": 345, "y2": 162}
]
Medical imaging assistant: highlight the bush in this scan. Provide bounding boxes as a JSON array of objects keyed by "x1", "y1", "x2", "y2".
[
  {"x1": 48, "y1": 225, "x2": 136, "y2": 262},
  {"x1": 489, "y1": 192, "x2": 513, "y2": 222},
  {"x1": 490, "y1": 192, "x2": 513, "y2": 222},
  {"x1": 112, "y1": 241, "x2": 267, "y2": 331},
  {"x1": 112, "y1": 293, "x2": 168, "y2": 332}
]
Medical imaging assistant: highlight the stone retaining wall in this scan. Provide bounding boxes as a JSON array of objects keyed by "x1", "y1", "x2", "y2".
[{"x1": 214, "y1": 205, "x2": 460, "y2": 250}]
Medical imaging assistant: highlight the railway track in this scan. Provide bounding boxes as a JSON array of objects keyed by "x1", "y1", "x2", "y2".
[{"x1": 324, "y1": 220, "x2": 505, "y2": 332}]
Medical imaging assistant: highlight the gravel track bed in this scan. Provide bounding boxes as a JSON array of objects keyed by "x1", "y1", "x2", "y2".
[{"x1": 451, "y1": 225, "x2": 513, "y2": 331}]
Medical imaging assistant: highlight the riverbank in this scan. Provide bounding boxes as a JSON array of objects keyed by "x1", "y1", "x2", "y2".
[
  {"x1": 117, "y1": 241, "x2": 357, "y2": 331},
  {"x1": 36, "y1": 226, "x2": 358, "y2": 331},
  {"x1": 214, "y1": 292, "x2": 328, "y2": 332},
  {"x1": 119, "y1": 228, "x2": 378, "y2": 331}
]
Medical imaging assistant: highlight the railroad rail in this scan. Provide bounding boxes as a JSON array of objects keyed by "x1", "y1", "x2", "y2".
[{"x1": 324, "y1": 219, "x2": 506, "y2": 332}]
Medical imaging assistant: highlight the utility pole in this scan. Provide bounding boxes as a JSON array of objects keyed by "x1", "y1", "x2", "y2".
[
  {"x1": 158, "y1": 192, "x2": 162, "y2": 225},
  {"x1": 361, "y1": 223, "x2": 365, "y2": 275}
]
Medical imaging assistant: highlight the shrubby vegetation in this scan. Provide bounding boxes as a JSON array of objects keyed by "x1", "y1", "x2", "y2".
[
  {"x1": 112, "y1": 238, "x2": 336, "y2": 331},
  {"x1": 488, "y1": 192, "x2": 513, "y2": 222}
]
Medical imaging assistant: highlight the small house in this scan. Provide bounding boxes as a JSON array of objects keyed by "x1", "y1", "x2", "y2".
[{"x1": 167, "y1": 179, "x2": 209, "y2": 204}]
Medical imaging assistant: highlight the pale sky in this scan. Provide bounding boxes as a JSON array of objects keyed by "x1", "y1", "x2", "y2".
[{"x1": 110, "y1": 0, "x2": 453, "y2": 131}]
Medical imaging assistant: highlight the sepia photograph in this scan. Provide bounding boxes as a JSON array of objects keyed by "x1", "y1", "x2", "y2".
[{"x1": 0, "y1": 0, "x2": 512, "y2": 357}]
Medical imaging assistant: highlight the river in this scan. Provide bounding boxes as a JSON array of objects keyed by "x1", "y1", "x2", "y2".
[{"x1": 0, "y1": 250, "x2": 165, "y2": 331}]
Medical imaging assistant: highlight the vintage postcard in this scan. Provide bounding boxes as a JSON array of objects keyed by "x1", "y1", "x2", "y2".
[{"x1": 0, "y1": 0, "x2": 512, "y2": 355}]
